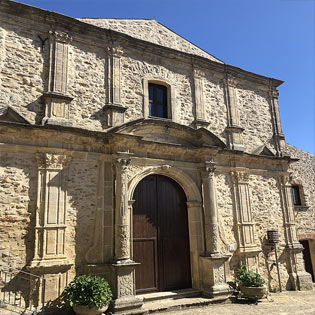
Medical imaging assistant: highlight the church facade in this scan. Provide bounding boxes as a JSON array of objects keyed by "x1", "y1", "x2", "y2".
[{"x1": 0, "y1": 0, "x2": 314, "y2": 313}]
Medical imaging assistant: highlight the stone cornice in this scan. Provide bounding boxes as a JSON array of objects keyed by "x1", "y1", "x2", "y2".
[
  {"x1": 0, "y1": 0, "x2": 283, "y2": 89},
  {"x1": 0, "y1": 121, "x2": 300, "y2": 168}
]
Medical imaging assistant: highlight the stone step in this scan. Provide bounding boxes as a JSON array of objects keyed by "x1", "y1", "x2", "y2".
[
  {"x1": 114, "y1": 294, "x2": 229, "y2": 315},
  {"x1": 138, "y1": 288, "x2": 202, "y2": 302}
]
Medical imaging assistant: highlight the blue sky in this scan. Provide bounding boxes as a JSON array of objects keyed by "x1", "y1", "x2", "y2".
[{"x1": 16, "y1": 0, "x2": 315, "y2": 154}]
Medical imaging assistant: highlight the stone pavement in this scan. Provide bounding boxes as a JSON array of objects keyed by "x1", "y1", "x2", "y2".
[{"x1": 154, "y1": 290, "x2": 315, "y2": 315}]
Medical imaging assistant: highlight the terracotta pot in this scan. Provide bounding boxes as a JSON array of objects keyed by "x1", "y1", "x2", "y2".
[
  {"x1": 239, "y1": 284, "x2": 267, "y2": 299},
  {"x1": 73, "y1": 304, "x2": 109, "y2": 315}
]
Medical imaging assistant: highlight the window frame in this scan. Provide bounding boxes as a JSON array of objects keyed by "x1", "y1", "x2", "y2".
[{"x1": 143, "y1": 78, "x2": 176, "y2": 121}]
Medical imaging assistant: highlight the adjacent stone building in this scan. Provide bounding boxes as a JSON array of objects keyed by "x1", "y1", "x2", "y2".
[{"x1": 0, "y1": 0, "x2": 314, "y2": 313}]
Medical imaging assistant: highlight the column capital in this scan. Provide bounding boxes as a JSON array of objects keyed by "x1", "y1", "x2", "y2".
[
  {"x1": 269, "y1": 88, "x2": 279, "y2": 99},
  {"x1": 201, "y1": 160, "x2": 216, "y2": 179},
  {"x1": 230, "y1": 170, "x2": 249, "y2": 184},
  {"x1": 36, "y1": 153, "x2": 72, "y2": 170},
  {"x1": 107, "y1": 44, "x2": 124, "y2": 57},
  {"x1": 223, "y1": 75, "x2": 238, "y2": 88},
  {"x1": 48, "y1": 30, "x2": 72, "y2": 43}
]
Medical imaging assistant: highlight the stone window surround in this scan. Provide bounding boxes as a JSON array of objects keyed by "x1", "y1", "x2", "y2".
[
  {"x1": 291, "y1": 183, "x2": 309, "y2": 211},
  {"x1": 143, "y1": 77, "x2": 176, "y2": 122}
]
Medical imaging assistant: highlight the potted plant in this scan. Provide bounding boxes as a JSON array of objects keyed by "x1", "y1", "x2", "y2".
[
  {"x1": 64, "y1": 275, "x2": 112, "y2": 315},
  {"x1": 235, "y1": 265, "x2": 267, "y2": 300}
]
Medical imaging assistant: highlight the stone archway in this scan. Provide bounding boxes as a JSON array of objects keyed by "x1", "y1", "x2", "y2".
[{"x1": 128, "y1": 165, "x2": 204, "y2": 290}]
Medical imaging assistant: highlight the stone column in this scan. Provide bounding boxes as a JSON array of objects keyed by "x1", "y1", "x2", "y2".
[
  {"x1": 111, "y1": 152, "x2": 143, "y2": 312},
  {"x1": 278, "y1": 174, "x2": 313, "y2": 290},
  {"x1": 104, "y1": 44, "x2": 127, "y2": 127},
  {"x1": 201, "y1": 160, "x2": 219, "y2": 255},
  {"x1": 230, "y1": 170, "x2": 260, "y2": 267},
  {"x1": 42, "y1": 30, "x2": 73, "y2": 126},
  {"x1": 114, "y1": 155, "x2": 132, "y2": 263},
  {"x1": 192, "y1": 67, "x2": 209, "y2": 128},
  {"x1": 223, "y1": 75, "x2": 244, "y2": 151},
  {"x1": 200, "y1": 161, "x2": 230, "y2": 299},
  {"x1": 269, "y1": 87, "x2": 286, "y2": 156}
]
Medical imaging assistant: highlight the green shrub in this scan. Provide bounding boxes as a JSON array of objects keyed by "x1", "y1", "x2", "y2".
[
  {"x1": 64, "y1": 275, "x2": 112, "y2": 308},
  {"x1": 235, "y1": 265, "x2": 265, "y2": 287}
]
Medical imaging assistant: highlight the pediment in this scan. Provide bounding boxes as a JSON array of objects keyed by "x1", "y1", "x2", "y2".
[
  {"x1": 0, "y1": 106, "x2": 30, "y2": 124},
  {"x1": 109, "y1": 119, "x2": 226, "y2": 148},
  {"x1": 252, "y1": 144, "x2": 276, "y2": 157}
]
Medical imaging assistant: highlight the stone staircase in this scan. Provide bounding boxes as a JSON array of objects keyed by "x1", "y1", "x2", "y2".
[{"x1": 115, "y1": 288, "x2": 230, "y2": 315}]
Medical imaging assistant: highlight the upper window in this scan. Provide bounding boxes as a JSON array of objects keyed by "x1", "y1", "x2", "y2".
[
  {"x1": 291, "y1": 185, "x2": 302, "y2": 206},
  {"x1": 149, "y1": 83, "x2": 168, "y2": 118}
]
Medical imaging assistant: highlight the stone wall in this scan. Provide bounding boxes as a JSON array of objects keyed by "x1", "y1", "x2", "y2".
[
  {"x1": 285, "y1": 144, "x2": 315, "y2": 236},
  {"x1": 0, "y1": 152, "x2": 37, "y2": 271},
  {"x1": 79, "y1": 18, "x2": 222, "y2": 63},
  {"x1": 0, "y1": 12, "x2": 282, "y2": 155}
]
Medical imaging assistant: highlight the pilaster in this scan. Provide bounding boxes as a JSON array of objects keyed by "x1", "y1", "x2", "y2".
[
  {"x1": 230, "y1": 170, "x2": 260, "y2": 267},
  {"x1": 278, "y1": 174, "x2": 313, "y2": 290},
  {"x1": 192, "y1": 67, "x2": 209, "y2": 128},
  {"x1": 223, "y1": 75, "x2": 244, "y2": 151},
  {"x1": 104, "y1": 44, "x2": 127, "y2": 127},
  {"x1": 42, "y1": 30, "x2": 73, "y2": 126},
  {"x1": 269, "y1": 87, "x2": 286, "y2": 156},
  {"x1": 28, "y1": 153, "x2": 73, "y2": 303}
]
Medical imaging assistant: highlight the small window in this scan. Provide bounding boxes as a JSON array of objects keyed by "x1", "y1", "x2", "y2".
[
  {"x1": 291, "y1": 185, "x2": 302, "y2": 206},
  {"x1": 149, "y1": 83, "x2": 168, "y2": 118}
]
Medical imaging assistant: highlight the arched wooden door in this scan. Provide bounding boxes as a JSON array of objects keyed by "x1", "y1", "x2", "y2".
[{"x1": 133, "y1": 175, "x2": 191, "y2": 294}]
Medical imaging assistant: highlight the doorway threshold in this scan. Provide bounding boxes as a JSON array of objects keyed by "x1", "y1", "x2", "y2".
[
  {"x1": 137, "y1": 288, "x2": 201, "y2": 302},
  {"x1": 115, "y1": 288, "x2": 229, "y2": 315}
]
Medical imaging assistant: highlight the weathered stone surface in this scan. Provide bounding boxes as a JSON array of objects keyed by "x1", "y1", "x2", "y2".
[{"x1": 0, "y1": 1, "x2": 314, "y2": 314}]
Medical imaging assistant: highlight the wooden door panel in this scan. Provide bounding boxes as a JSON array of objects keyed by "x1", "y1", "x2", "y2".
[
  {"x1": 160, "y1": 238, "x2": 192, "y2": 290},
  {"x1": 134, "y1": 239, "x2": 157, "y2": 292},
  {"x1": 133, "y1": 175, "x2": 191, "y2": 293},
  {"x1": 157, "y1": 175, "x2": 191, "y2": 291}
]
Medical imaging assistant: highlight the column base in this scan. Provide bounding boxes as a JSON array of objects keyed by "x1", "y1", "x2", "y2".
[
  {"x1": 289, "y1": 272, "x2": 313, "y2": 291},
  {"x1": 111, "y1": 296, "x2": 144, "y2": 313},
  {"x1": 110, "y1": 261, "x2": 143, "y2": 312},
  {"x1": 200, "y1": 254, "x2": 231, "y2": 299}
]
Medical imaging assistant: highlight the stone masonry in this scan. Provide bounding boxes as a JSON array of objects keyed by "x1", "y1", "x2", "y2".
[{"x1": 0, "y1": 0, "x2": 314, "y2": 314}]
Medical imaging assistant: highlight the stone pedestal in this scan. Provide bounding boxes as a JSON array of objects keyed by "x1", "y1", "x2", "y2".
[
  {"x1": 200, "y1": 254, "x2": 231, "y2": 299},
  {"x1": 110, "y1": 262, "x2": 143, "y2": 312},
  {"x1": 285, "y1": 244, "x2": 313, "y2": 291}
]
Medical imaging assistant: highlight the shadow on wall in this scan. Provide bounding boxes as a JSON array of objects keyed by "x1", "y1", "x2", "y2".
[
  {"x1": 26, "y1": 97, "x2": 46, "y2": 125},
  {"x1": 261, "y1": 236, "x2": 292, "y2": 291},
  {"x1": 0, "y1": 153, "x2": 39, "y2": 311}
]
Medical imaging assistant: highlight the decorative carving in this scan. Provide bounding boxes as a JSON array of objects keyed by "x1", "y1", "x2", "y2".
[
  {"x1": 160, "y1": 164, "x2": 171, "y2": 172},
  {"x1": 118, "y1": 225, "x2": 130, "y2": 258},
  {"x1": 48, "y1": 30, "x2": 72, "y2": 43},
  {"x1": 118, "y1": 273, "x2": 133, "y2": 297},
  {"x1": 278, "y1": 174, "x2": 291, "y2": 186},
  {"x1": 223, "y1": 75, "x2": 238, "y2": 88},
  {"x1": 205, "y1": 223, "x2": 219, "y2": 254},
  {"x1": 201, "y1": 160, "x2": 216, "y2": 179},
  {"x1": 230, "y1": 170, "x2": 249, "y2": 184},
  {"x1": 107, "y1": 45, "x2": 124, "y2": 57},
  {"x1": 269, "y1": 89, "x2": 279, "y2": 99},
  {"x1": 114, "y1": 154, "x2": 132, "y2": 261},
  {"x1": 193, "y1": 68, "x2": 205, "y2": 79},
  {"x1": 116, "y1": 158, "x2": 131, "y2": 171},
  {"x1": 36, "y1": 153, "x2": 72, "y2": 170},
  {"x1": 214, "y1": 265, "x2": 225, "y2": 284}
]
